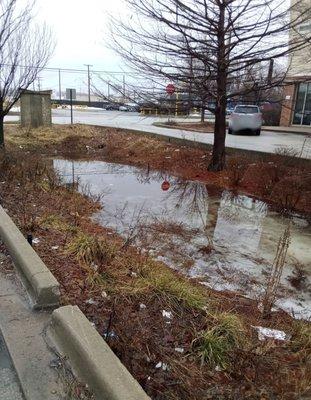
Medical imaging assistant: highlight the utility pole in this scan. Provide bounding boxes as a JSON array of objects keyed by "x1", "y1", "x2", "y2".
[
  {"x1": 84, "y1": 64, "x2": 93, "y2": 104},
  {"x1": 69, "y1": 89, "x2": 74, "y2": 124},
  {"x1": 58, "y1": 69, "x2": 62, "y2": 101},
  {"x1": 107, "y1": 81, "x2": 110, "y2": 100}
]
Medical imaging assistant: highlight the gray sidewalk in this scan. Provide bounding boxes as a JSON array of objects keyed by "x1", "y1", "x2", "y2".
[
  {"x1": 0, "y1": 250, "x2": 64, "y2": 400},
  {"x1": 0, "y1": 334, "x2": 24, "y2": 400}
]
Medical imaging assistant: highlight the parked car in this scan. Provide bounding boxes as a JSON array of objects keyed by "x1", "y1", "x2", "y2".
[
  {"x1": 228, "y1": 105, "x2": 262, "y2": 135},
  {"x1": 119, "y1": 105, "x2": 129, "y2": 111},
  {"x1": 104, "y1": 103, "x2": 119, "y2": 111}
]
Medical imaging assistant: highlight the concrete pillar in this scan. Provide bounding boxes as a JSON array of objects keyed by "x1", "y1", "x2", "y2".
[{"x1": 20, "y1": 90, "x2": 52, "y2": 128}]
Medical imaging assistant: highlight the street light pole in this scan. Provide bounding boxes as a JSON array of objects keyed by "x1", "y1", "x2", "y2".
[{"x1": 84, "y1": 64, "x2": 93, "y2": 104}]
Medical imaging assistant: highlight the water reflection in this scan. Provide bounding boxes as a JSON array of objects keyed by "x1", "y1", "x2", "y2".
[{"x1": 54, "y1": 159, "x2": 311, "y2": 319}]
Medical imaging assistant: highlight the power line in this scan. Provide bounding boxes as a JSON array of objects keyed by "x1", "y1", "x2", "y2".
[{"x1": 0, "y1": 63, "x2": 137, "y2": 76}]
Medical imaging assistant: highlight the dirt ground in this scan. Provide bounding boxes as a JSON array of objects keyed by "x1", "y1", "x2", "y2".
[{"x1": 0, "y1": 124, "x2": 310, "y2": 400}]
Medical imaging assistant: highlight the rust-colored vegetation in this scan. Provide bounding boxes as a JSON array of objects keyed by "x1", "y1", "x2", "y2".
[{"x1": 0, "y1": 124, "x2": 310, "y2": 399}]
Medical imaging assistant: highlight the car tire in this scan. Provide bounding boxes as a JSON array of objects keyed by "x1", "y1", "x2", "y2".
[{"x1": 255, "y1": 129, "x2": 261, "y2": 136}]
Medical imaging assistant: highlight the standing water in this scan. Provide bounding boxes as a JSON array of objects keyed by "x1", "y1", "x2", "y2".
[{"x1": 54, "y1": 159, "x2": 311, "y2": 319}]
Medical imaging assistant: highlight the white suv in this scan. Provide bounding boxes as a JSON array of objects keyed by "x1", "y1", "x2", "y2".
[{"x1": 228, "y1": 105, "x2": 262, "y2": 136}]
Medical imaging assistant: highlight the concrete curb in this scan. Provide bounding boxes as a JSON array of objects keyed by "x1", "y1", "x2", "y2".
[
  {"x1": 48, "y1": 305, "x2": 151, "y2": 400},
  {"x1": 262, "y1": 126, "x2": 311, "y2": 136},
  {"x1": 0, "y1": 205, "x2": 60, "y2": 309}
]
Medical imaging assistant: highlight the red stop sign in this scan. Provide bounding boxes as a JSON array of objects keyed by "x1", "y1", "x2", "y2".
[
  {"x1": 161, "y1": 181, "x2": 170, "y2": 191},
  {"x1": 166, "y1": 83, "x2": 175, "y2": 95}
]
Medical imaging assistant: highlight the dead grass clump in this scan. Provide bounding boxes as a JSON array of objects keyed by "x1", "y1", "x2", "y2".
[
  {"x1": 40, "y1": 214, "x2": 78, "y2": 234},
  {"x1": 192, "y1": 312, "x2": 246, "y2": 368},
  {"x1": 290, "y1": 320, "x2": 311, "y2": 355},
  {"x1": 136, "y1": 260, "x2": 208, "y2": 310},
  {"x1": 6, "y1": 124, "x2": 97, "y2": 147},
  {"x1": 67, "y1": 232, "x2": 118, "y2": 266}
]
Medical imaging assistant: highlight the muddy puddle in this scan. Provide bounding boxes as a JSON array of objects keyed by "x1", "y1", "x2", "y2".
[{"x1": 54, "y1": 159, "x2": 311, "y2": 319}]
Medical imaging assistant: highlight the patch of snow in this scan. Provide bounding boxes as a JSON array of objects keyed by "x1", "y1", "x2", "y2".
[{"x1": 252, "y1": 326, "x2": 290, "y2": 341}]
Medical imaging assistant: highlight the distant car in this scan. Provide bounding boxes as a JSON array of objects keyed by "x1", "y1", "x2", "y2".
[
  {"x1": 119, "y1": 105, "x2": 129, "y2": 111},
  {"x1": 228, "y1": 105, "x2": 262, "y2": 135},
  {"x1": 104, "y1": 104, "x2": 119, "y2": 111}
]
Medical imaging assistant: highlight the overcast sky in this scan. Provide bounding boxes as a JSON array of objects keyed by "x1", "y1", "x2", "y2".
[{"x1": 36, "y1": 0, "x2": 125, "y2": 71}]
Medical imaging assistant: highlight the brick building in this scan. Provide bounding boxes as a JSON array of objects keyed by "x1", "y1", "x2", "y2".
[{"x1": 280, "y1": 1, "x2": 311, "y2": 127}]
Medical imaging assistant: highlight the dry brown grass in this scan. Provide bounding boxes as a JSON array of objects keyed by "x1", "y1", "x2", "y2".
[
  {"x1": 5, "y1": 124, "x2": 98, "y2": 147},
  {"x1": 1, "y1": 124, "x2": 311, "y2": 399}
]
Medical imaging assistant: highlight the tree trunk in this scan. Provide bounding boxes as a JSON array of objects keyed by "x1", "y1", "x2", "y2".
[
  {"x1": 200, "y1": 101, "x2": 205, "y2": 123},
  {"x1": 208, "y1": 3, "x2": 227, "y2": 172},
  {"x1": 208, "y1": 102, "x2": 226, "y2": 171},
  {"x1": 0, "y1": 99, "x2": 4, "y2": 148}
]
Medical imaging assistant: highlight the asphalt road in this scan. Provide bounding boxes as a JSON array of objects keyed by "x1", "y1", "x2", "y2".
[{"x1": 6, "y1": 108, "x2": 311, "y2": 158}]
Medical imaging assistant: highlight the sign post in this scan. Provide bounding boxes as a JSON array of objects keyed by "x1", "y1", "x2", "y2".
[
  {"x1": 66, "y1": 88, "x2": 76, "y2": 125},
  {"x1": 70, "y1": 90, "x2": 73, "y2": 124},
  {"x1": 166, "y1": 84, "x2": 175, "y2": 123}
]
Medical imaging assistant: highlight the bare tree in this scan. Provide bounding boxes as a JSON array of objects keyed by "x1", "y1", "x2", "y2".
[
  {"x1": 0, "y1": 0, "x2": 54, "y2": 147},
  {"x1": 109, "y1": 0, "x2": 311, "y2": 171}
]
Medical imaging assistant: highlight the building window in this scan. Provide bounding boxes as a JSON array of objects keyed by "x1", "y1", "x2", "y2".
[{"x1": 293, "y1": 82, "x2": 311, "y2": 125}]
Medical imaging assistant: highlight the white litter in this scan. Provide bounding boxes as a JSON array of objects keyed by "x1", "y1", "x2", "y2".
[
  {"x1": 131, "y1": 272, "x2": 138, "y2": 277},
  {"x1": 101, "y1": 291, "x2": 108, "y2": 298},
  {"x1": 155, "y1": 362, "x2": 169, "y2": 371},
  {"x1": 32, "y1": 238, "x2": 40, "y2": 244},
  {"x1": 174, "y1": 347, "x2": 184, "y2": 353},
  {"x1": 252, "y1": 326, "x2": 289, "y2": 341},
  {"x1": 85, "y1": 298, "x2": 97, "y2": 305},
  {"x1": 140, "y1": 303, "x2": 147, "y2": 310},
  {"x1": 162, "y1": 310, "x2": 173, "y2": 319},
  {"x1": 51, "y1": 246, "x2": 59, "y2": 250}
]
